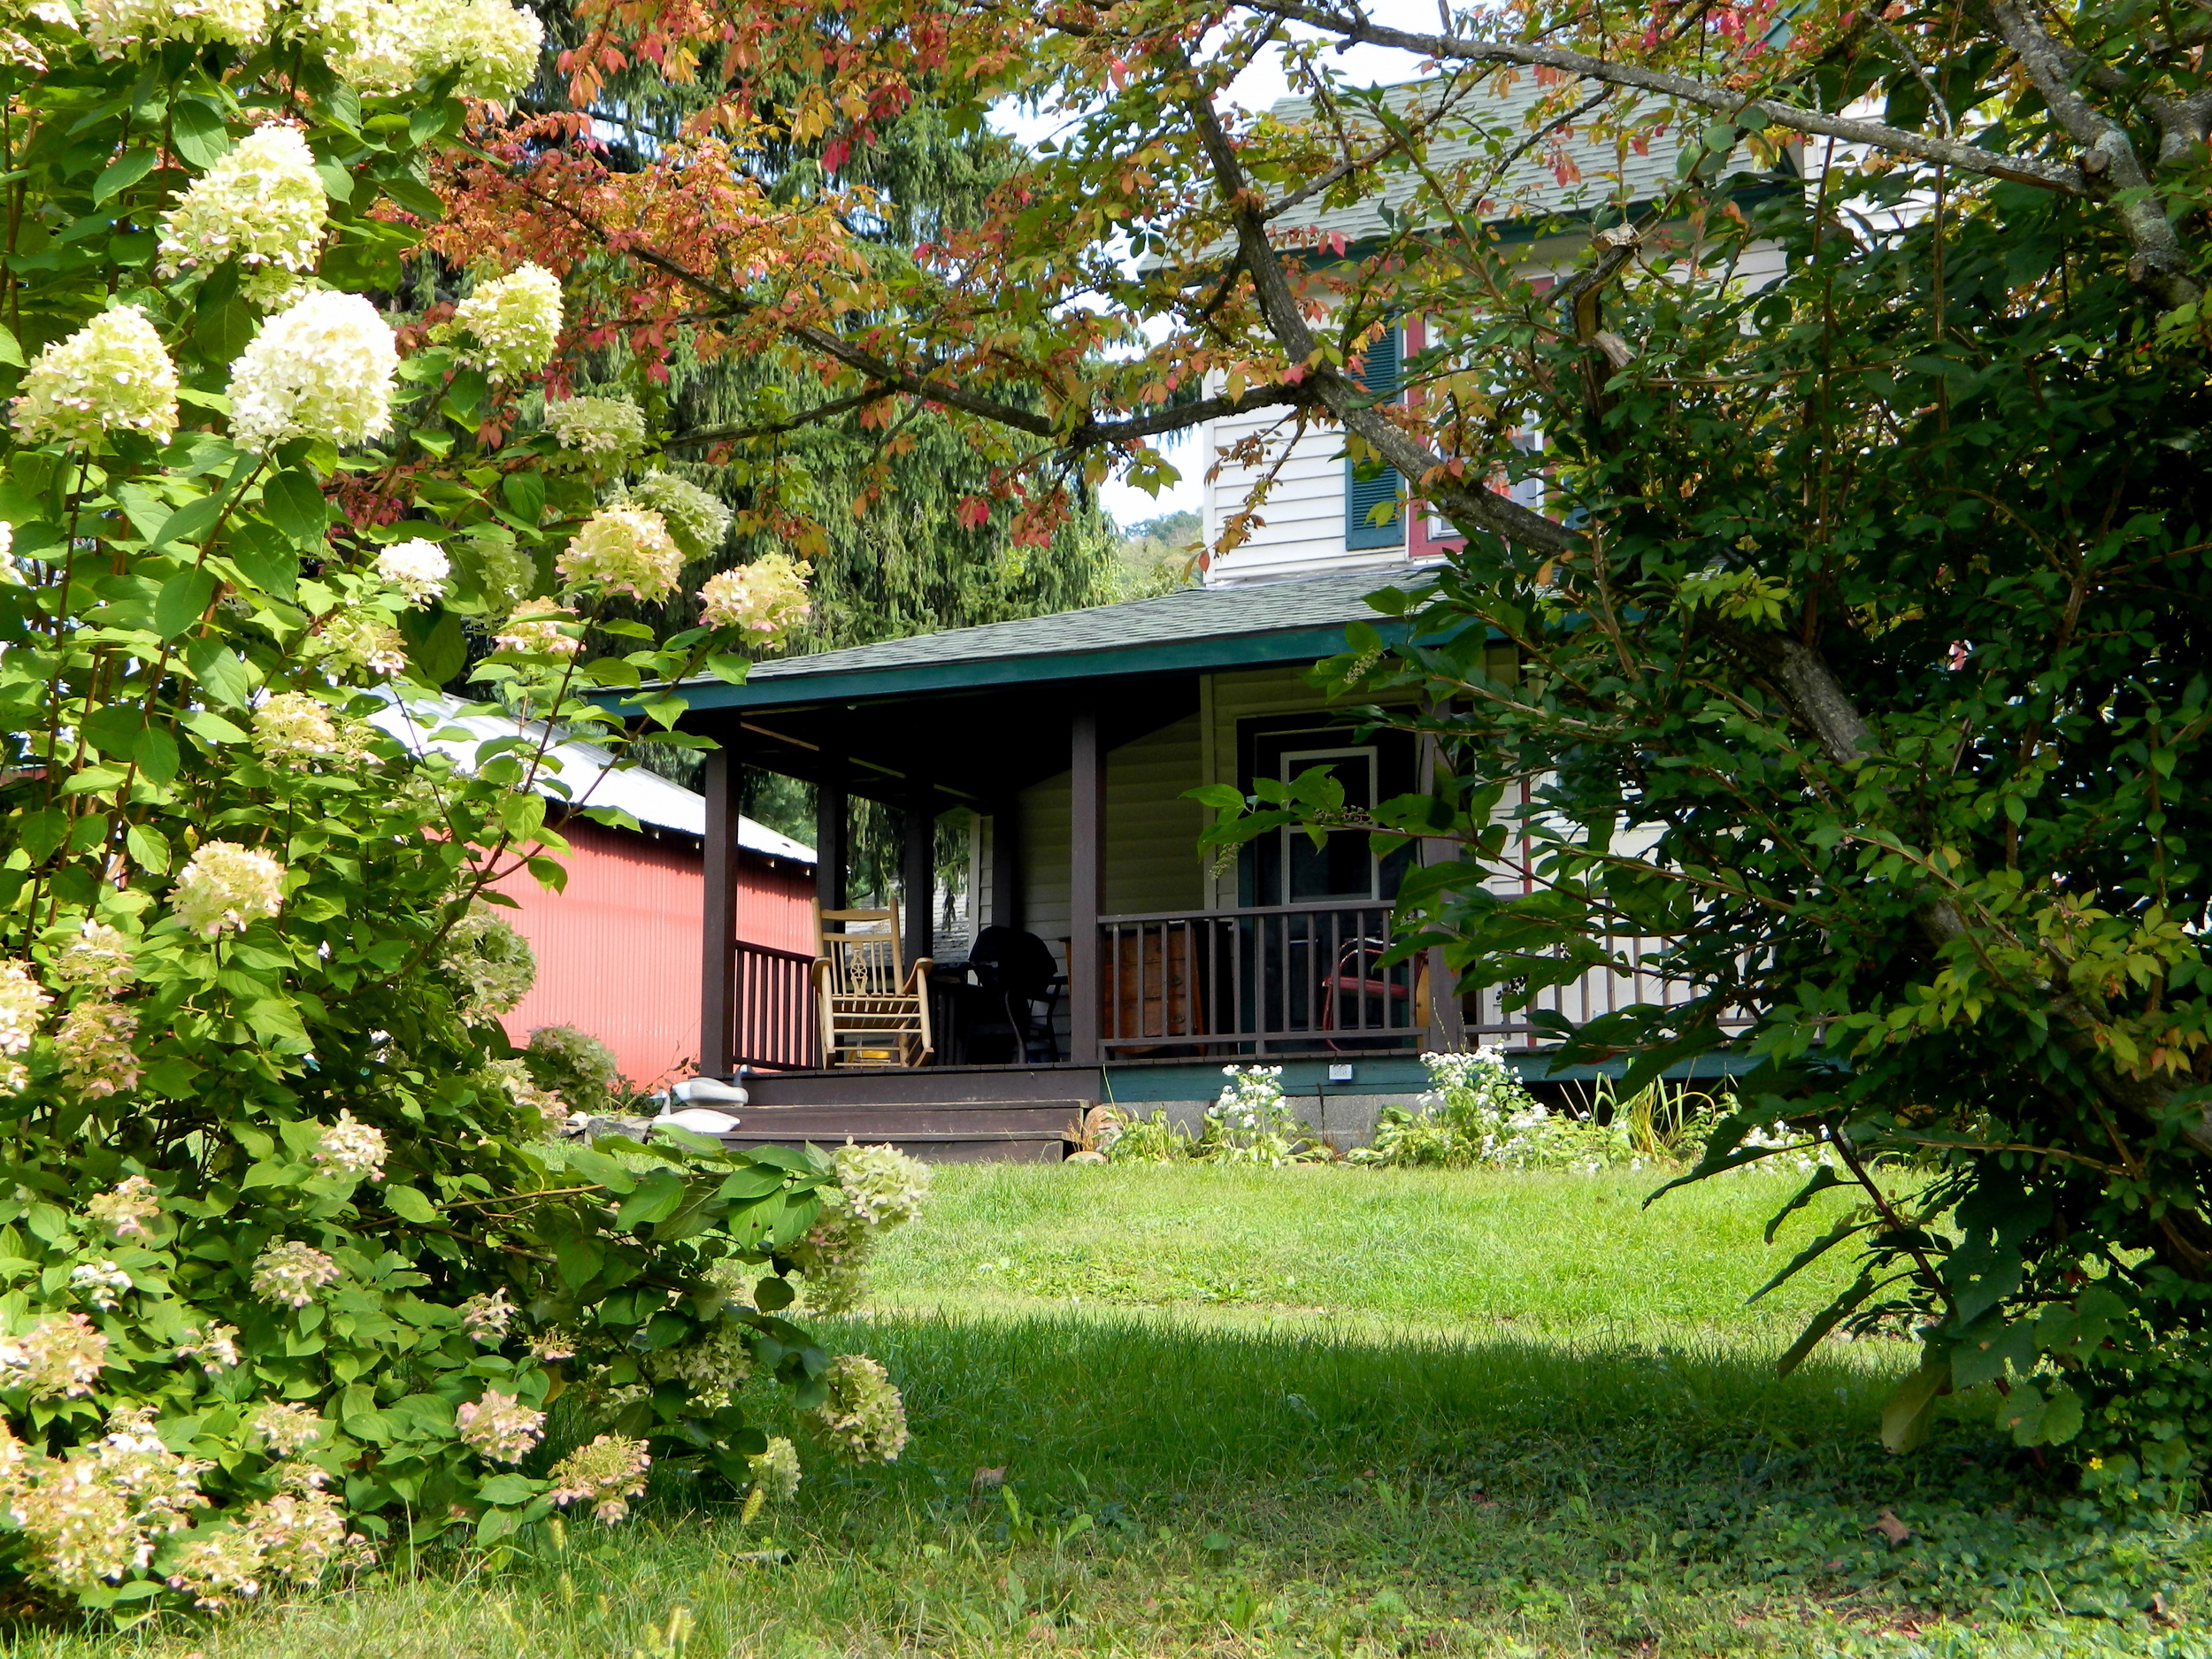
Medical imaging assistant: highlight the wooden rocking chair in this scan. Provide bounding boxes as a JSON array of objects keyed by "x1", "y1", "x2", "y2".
[{"x1": 811, "y1": 907, "x2": 933, "y2": 1068}]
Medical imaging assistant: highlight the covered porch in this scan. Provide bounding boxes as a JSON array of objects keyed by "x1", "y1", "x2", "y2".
[{"x1": 644, "y1": 576, "x2": 1716, "y2": 1156}]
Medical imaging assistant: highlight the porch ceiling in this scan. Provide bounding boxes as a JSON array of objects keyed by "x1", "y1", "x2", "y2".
[{"x1": 700, "y1": 670, "x2": 1202, "y2": 806}]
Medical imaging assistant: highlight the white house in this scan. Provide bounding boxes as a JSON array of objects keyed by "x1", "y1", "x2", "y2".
[{"x1": 1197, "y1": 78, "x2": 1796, "y2": 587}]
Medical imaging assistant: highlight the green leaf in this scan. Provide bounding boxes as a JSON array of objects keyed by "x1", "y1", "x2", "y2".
[
  {"x1": 1880, "y1": 1356, "x2": 1950, "y2": 1455},
  {"x1": 178, "y1": 709, "x2": 250, "y2": 744},
  {"x1": 183, "y1": 638, "x2": 253, "y2": 708},
  {"x1": 753, "y1": 1275, "x2": 795, "y2": 1311},
  {"x1": 18, "y1": 807, "x2": 65, "y2": 862},
  {"x1": 614, "y1": 1169, "x2": 687, "y2": 1229},
  {"x1": 94, "y1": 150, "x2": 158, "y2": 204},
  {"x1": 260, "y1": 471, "x2": 331, "y2": 547},
  {"x1": 384, "y1": 1184, "x2": 437, "y2": 1224},
  {"x1": 475, "y1": 1473, "x2": 541, "y2": 1506},
  {"x1": 193, "y1": 296, "x2": 257, "y2": 364},
  {"x1": 704, "y1": 654, "x2": 751, "y2": 685},
  {"x1": 380, "y1": 175, "x2": 445, "y2": 220},
  {"x1": 1775, "y1": 1269, "x2": 1885, "y2": 1378},
  {"x1": 125, "y1": 821, "x2": 171, "y2": 872},
  {"x1": 0, "y1": 324, "x2": 22, "y2": 367},
  {"x1": 500, "y1": 470, "x2": 545, "y2": 523},
  {"x1": 399, "y1": 606, "x2": 465, "y2": 686},
  {"x1": 1747, "y1": 1213, "x2": 1876, "y2": 1305},
  {"x1": 135, "y1": 726, "x2": 178, "y2": 785},
  {"x1": 168, "y1": 97, "x2": 234, "y2": 169},
  {"x1": 150, "y1": 494, "x2": 226, "y2": 553},
  {"x1": 154, "y1": 568, "x2": 219, "y2": 639},
  {"x1": 1764, "y1": 1165, "x2": 1844, "y2": 1243},
  {"x1": 229, "y1": 521, "x2": 299, "y2": 597}
]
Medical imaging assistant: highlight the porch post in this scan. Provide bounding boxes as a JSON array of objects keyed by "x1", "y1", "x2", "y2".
[
  {"x1": 700, "y1": 741, "x2": 740, "y2": 1078},
  {"x1": 814, "y1": 760, "x2": 848, "y2": 915},
  {"x1": 1417, "y1": 717, "x2": 1469, "y2": 1052},
  {"x1": 1068, "y1": 698, "x2": 1104, "y2": 1064},
  {"x1": 902, "y1": 785, "x2": 936, "y2": 969}
]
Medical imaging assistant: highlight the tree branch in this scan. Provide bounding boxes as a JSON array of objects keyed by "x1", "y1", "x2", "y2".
[{"x1": 1244, "y1": 0, "x2": 2090, "y2": 195}]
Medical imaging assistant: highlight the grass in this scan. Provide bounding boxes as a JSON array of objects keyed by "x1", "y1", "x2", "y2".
[{"x1": 20, "y1": 1164, "x2": 2212, "y2": 1657}]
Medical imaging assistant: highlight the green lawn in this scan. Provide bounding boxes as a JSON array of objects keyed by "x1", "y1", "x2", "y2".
[{"x1": 23, "y1": 1164, "x2": 2208, "y2": 1658}]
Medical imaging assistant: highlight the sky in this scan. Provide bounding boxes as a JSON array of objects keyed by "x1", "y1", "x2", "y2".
[{"x1": 987, "y1": 0, "x2": 1448, "y2": 531}]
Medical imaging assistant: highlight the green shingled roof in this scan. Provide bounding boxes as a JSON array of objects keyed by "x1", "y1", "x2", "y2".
[{"x1": 657, "y1": 571, "x2": 1423, "y2": 712}]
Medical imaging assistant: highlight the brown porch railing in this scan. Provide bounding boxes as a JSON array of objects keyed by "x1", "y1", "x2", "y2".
[
  {"x1": 1098, "y1": 903, "x2": 1426, "y2": 1057},
  {"x1": 734, "y1": 940, "x2": 819, "y2": 1071}
]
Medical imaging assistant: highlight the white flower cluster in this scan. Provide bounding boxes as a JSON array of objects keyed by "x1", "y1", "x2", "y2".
[
  {"x1": 643, "y1": 1315, "x2": 753, "y2": 1409},
  {"x1": 456, "y1": 1386, "x2": 543, "y2": 1463},
  {"x1": 175, "y1": 1322, "x2": 242, "y2": 1373},
  {"x1": 55, "y1": 998, "x2": 140, "y2": 1099},
  {"x1": 557, "y1": 506, "x2": 684, "y2": 601},
  {"x1": 747, "y1": 1435, "x2": 802, "y2": 1502},
  {"x1": 543, "y1": 393, "x2": 645, "y2": 458},
  {"x1": 459, "y1": 1287, "x2": 516, "y2": 1345},
  {"x1": 249, "y1": 1402, "x2": 325, "y2": 1456},
  {"x1": 0, "y1": 1407, "x2": 208, "y2": 1595},
  {"x1": 157, "y1": 126, "x2": 328, "y2": 307},
  {"x1": 1724, "y1": 1120, "x2": 1837, "y2": 1177},
  {"x1": 173, "y1": 841, "x2": 286, "y2": 937},
  {"x1": 312, "y1": 1111, "x2": 386, "y2": 1180},
  {"x1": 0, "y1": 0, "x2": 81, "y2": 73},
  {"x1": 0, "y1": 958, "x2": 51, "y2": 1094},
  {"x1": 485, "y1": 1056, "x2": 563, "y2": 1132},
  {"x1": 1354, "y1": 1049, "x2": 1640, "y2": 1172},
  {"x1": 697, "y1": 552, "x2": 810, "y2": 647},
  {"x1": 55, "y1": 921, "x2": 136, "y2": 990},
  {"x1": 165, "y1": 1465, "x2": 369, "y2": 1609},
  {"x1": 0, "y1": 1312, "x2": 109, "y2": 1399},
  {"x1": 84, "y1": 0, "x2": 265, "y2": 54},
  {"x1": 444, "y1": 905, "x2": 537, "y2": 1021},
  {"x1": 448, "y1": 264, "x2": 561, "y2": 382},
  {"x1": 68, "y1": 1260, "x2": 133, "y2": 1310},
  {"x1": 227, "y1": 290, "x2": 397, "y2": 452},
  {"x1": 87, "y1": 1175, "x2": 160, "y2": 1240},
  {"x1": 623, "y1": 470, "x2": 731, "y2": 557},
  {"x1": 811, "y1": 1354, "x2": 908, "y2": 1463},
  {"x1": 278, "y1": 0, "x2": 540, "y2": 96},
  {"x1": 252, "y1": 690, "x2": 367, "y2": 765},
  {"x1": 787, "y1": 1143, "x2": 929, "y2": 1314},
  {"x1": 1205, "y1": 1065, "x2": 1313, "y2": 1166},
  {"x1": 375, "y1": 537, "x2": 449, "y2": 605},
  {"x1": 12, "y1": 305, "x2": 178, "y2": 448},
  {"x1": 492, "y1": 603, "x2": 580, "y2": 657},
  {"x1": 250, "y1": 1239, "x2": 342, "y2": 1309},
  {"x1": 310, "y1": 606, "x2": 410, "y2": 680},
  {"x1": 546, "y1": 1433, "x2": 649, "y2": 1524}
]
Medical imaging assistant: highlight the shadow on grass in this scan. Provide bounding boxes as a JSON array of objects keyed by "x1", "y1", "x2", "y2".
[{"x1": 817, "y1": 1311, "x2": 2196, "y2": 1625}]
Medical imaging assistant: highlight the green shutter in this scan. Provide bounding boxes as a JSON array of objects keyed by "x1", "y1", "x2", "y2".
[{"x1": 1345, "y1": 326, "x2": 1403, "y2": 549}]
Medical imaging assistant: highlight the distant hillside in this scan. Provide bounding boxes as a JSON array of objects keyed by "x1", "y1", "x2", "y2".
[{"x1": 1114, "y1": 510, "x2": 1202, "y2": 598}]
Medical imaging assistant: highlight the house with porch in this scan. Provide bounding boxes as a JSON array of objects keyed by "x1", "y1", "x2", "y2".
[{"x1": 668, "y1": 572, "x2": 1700, "y2": 1156}]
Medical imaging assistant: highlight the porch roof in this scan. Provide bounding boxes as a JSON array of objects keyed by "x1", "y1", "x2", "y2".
[{"x1": 659, "y1": 569, "x2": 1419, "y2": 714}]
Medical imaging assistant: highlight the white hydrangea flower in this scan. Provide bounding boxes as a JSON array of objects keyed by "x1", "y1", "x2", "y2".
[
  {"x1": 249, "y1": 1402, "x2": 325, "y2": 1456},
  {"x1": 250, "y1": 1239, "x2": 341, "y2": 1308},
  {"x1": 624, "y1": 470, "x2": 731, "y2": 557},
  {"x1": 698, "y1": 552, "x2": 810, "y2": 647},
  {"x1": 811, "y1": 1354, "x2": 908, "y2": 1463},
  {"x1": 0, "y1": 958, "x2": 52, "y2": 1060},
  {"x1": 157, "y1": 125, "x2": 327, "y2": 308},
  {"x1": 448, "y1": 264, "x2": 560, "y2": 382},
  {"x1": 54, "y1": 999, "x2": 139, "y2": 1099},
  {"x1": 0, "y1": 1312, "x2": 109, "y2": 1398},
  {"x1": 54, "y1": 920, "x2": 135, "y2": 989},
  {"x1": 493, "y1": 604, "x2": 581, "y2": 657},
  {"x1": 175, "y1": 1323, "x2": 242, "y2": 1373},
  {"x1": 172, "y1": 841, "x2": 286, "y2": 937},
  {"x1": 557, "y1": 507, "x2": 684, "y2": 601},
  {"x1": 375, "y1": 537, "x2": 449, "y2": 604},
  {"x1": 543, "y1": 393, "x2": 644, "y2": 458},
  {"x1": 311, "y1": 1110, "x2": 386, "y2": 1180},
  {"x1": 747, "y1": 1436, "x2": 801, "y2": 1502},
  {"x1": 458, "y1": 1287, "x2": 516, "y2": 1344},
  {"x1": 421, "y1": 0, "x2": 543, "y2": 102},
  {"x1": 545, "y1": 1434, "x2": 649, "y2": 1523},
  {"x1": 12, "y1": 305, "x2": 179, "y2": 448},
  {"x1": 309, "y1": 607, "x2": 410, "y2": 681},
  {"x1": 287, "y1": 0, "x2": 427, "y2": 91},
  {"x1": 251, "y1": 689, "x2": 363, "y2": 764},
  {"x1": 83, "y1": 0, "x2": 265, "y2": 53},
  {"x1": 227, "y1": 290, "x2": 397, "y2": 452},
  {"x1": 68, "y1": 1259, "x2": 133, "y2": 1310},
  {"x1": 87, "y1": 1175, "x2": 160, "y2": 1240},
  {"x1": 456, "y1": 1387, "x2": 543, "y2": 1463}
]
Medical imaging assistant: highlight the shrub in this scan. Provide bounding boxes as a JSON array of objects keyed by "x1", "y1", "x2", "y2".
[
  {"x1": 1103, "y1": 1109, "x2": 1197, "y2": 1164},
  {"x1": 1202, "y1": 1066, "x2": 1321, "y2": 1165},
  {"x1": 524, "y1": 1025, "x2": 625, "y2": 1118},
  {"x1": 0, "y1": 0, "x2": 885, "y2": 1617}
]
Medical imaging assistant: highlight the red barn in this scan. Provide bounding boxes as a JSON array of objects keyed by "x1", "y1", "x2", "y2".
[{"x1": 373, "y1": 695, "x2": 815, "y2": 1087}]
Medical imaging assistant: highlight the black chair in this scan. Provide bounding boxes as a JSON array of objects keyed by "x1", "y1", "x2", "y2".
[{"x1": 964, "y1": 926, "x2": 1064, "y2": 1064}]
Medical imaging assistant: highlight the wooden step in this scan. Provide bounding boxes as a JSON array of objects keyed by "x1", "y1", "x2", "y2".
[{"x1": 718, "y1": 1099, "x2": 1086, "y2": 1163}]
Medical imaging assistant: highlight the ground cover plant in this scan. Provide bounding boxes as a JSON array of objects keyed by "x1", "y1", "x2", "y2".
[{"x1": 13, "y1": 1163, "x2": 2205, "y2": 1658}]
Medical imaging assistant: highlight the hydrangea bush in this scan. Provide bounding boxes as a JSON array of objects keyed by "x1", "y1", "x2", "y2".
[{"x1": 0, "y1": 2, "x2": 887, "y2": 1617}]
